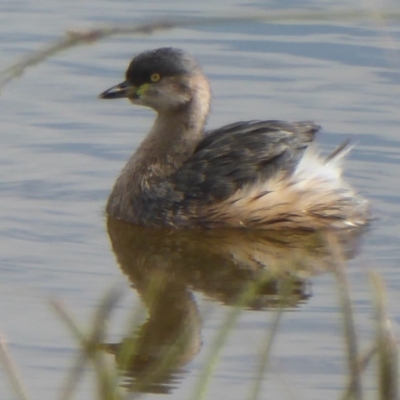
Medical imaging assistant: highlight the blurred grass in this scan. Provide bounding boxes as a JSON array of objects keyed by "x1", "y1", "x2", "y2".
[
  {"x1": 1, "y1": 245, "x2": 399, "y2": 400},
  {"x1": 0, "y1": 335, "x2": 30, "y2": 400},
  {"x1": 370, "y1": 273, "x2": 399, "y2": 400},
  {"x1": 51, "y1": 288, "x2": 124, "y2": 400},
  {"x1": 0, "y1": 7, "x2": 399, "y2": 400},
  {"x1": 1, "y1": 7, "x2": 400, "y2": 91}
]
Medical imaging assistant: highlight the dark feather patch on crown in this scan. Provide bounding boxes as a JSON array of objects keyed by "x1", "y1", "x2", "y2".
[{"x1": 125, "y1": 48, "x2": 201, "y2": 85}]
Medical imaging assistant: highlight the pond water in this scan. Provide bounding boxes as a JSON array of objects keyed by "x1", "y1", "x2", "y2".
[{"x1": 0, "y1": 1, "x2": 399, "y2": 399}]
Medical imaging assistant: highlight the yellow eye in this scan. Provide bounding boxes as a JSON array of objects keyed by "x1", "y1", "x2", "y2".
[{"x1": 150, "y1": 73, "x2": 161, "y2": 82}]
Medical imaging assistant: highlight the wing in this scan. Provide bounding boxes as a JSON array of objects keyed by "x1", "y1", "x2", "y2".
[{"x1": 170, "y1": 120, "x2": 320, "y2": 203}]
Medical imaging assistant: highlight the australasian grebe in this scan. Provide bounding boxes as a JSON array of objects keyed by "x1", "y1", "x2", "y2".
[{"x1": 99, "y1": 47, "x2": 369, "y2": 230}]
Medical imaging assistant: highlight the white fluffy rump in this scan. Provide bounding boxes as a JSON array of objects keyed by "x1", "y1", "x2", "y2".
[{"x1": 206, "y1": 145, "x2": 369, "y2": 230}]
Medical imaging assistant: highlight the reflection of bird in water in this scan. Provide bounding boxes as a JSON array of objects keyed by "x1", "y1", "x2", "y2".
[
  {"x1": 107, "y1": 217, "x2": 328, "y2": 310},
  {"x1": 100, "y1": 47, "x2": 369, "y2": 230},
  {"x1": 102, "y1": 273, "x2": 201, "y2": 395},
  {"x1": 103, "y1": 216, "x2": 364, "y2": 394}
]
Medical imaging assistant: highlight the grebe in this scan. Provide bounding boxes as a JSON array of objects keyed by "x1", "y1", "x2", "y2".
[{"x1": 99, "y1": 48, "x2": 369, "y2": 230}]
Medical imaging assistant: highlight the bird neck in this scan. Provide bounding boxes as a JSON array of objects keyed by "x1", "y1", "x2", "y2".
[
  {"x1": 112, "y1": 93, "x2": 209, "y2": 192},
  {"x1": 130, "y1": 73, "x2": 211, "y2": 178},
  {"x1": 135, "y1": 105, "x2": 207, "y2": 179},
  {"x1": 107, "y1": 76, "x2": 211, "y2": 221}
]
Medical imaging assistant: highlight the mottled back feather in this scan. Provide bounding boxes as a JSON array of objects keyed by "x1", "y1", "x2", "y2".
[{"x1": 171, "y1": 120, "x2": 320, "y2": 203}]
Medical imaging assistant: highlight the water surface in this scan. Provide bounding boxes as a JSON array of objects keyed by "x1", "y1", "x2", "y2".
[{"x1": 0, "y1": 1, "x2": 400, "y2": 399}]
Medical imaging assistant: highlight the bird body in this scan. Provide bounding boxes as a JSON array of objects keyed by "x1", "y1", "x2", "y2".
[{"x1": 100, "y1": 48, "x2": 369, "y2": 230}]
